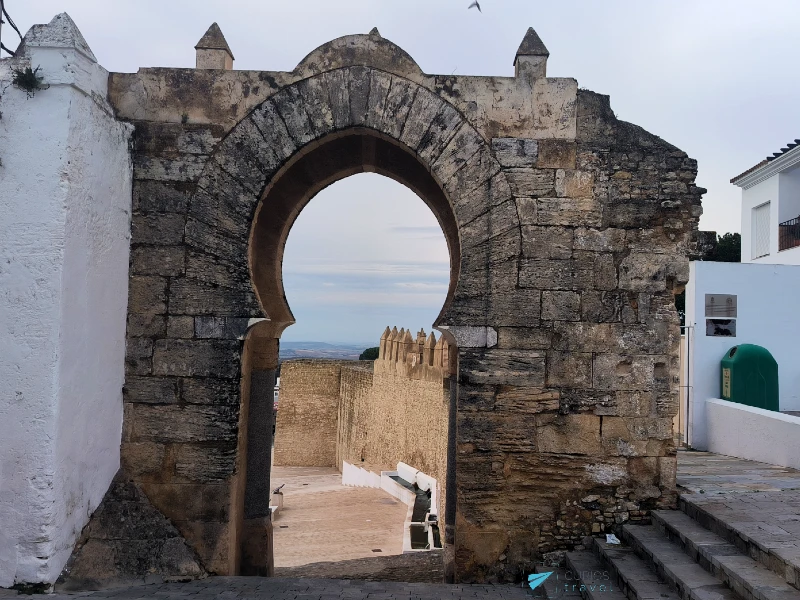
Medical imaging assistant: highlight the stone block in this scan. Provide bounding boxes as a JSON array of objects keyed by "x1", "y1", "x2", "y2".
[
  {"x1": 152, "y1": 339, "x2": 242, "y2": 378},
  {"x1": 181, "y1": 377, "x2": 239, "y2": 406},
  {"x1": 518, "y1": 196, "x2": 602, "y2": 227},
  {"x1": 521, "y1": 225, "x2": 573, "y2": 259},
  {"x1": 185, "y1": 217, "x2": 248, "y2": 262},
  {"x1": 173, "y1": 445, "x2": 236, "y2": 483},
  {"x1": 593, "y1": 354, "x2": 658, "y2": 392},
  {"x1": 536, "y1": 414, "x2": 601, "y2": 455},
  {"x1": 537, "y1": 140, "x2": 576, "y2": 169},
  {"x1": 492, "y1": 138, "x2": 538, "y2": 168},
  {"x1": 131, "y1": 214, "x2": 185, "y2": 245},
  {"x1": 619, "y1": 252, "x2": 688, "y2": 293},
  {"x1": 541, "y1": 291, "x2": 580, "y2": 321},
  {"x1": 120, "y1": 442, "x2": 167, "y2": 478},
  {"x1": 458, "y1": 200, "x2": 520, "y2": 251},
  {"x1": 552, "y1": 322, "x2": 674, "y2": 355},
  {"x1": 169, "y1": 278, "x2": 259, "y2": 317},
  {"x1": 460, "y1": 349, "x2": 546, "y2": 387},
  {"x1": 126, "y1": 403, "x2": 238, "y2": 444},
  {"x1": 519, "y1": 257, "x2": 604, "y2": 291},
  {"x1": 131, "y1": 246, "x2": 186, "y2": 277},
  {"x1": 573, "y1": 227, "x2": 626, "y2": 253},
  {"x1": 132, "y1": 180, "x2": 192, "y2": 214},
  {"x1": 496, "y1": 327, "x2": 553, "y2": 350},
  {"x1": 124, "y1": 376, "x2": 179, "y2": 404},
  {"x1": 581, "y1": 290, "x2": 643, "y2": 324},
  {"x1": 452, "y1": 171, "x2": 515, "y2": 227},
  {"x1": 185, "y1": 251, "x2": 251, "y2": 292},
  {"x1": 141, "y1": 482, "x2": 231, "y2": 522},
  {"x1": 195, "y1": 316, "x2": 250, "y2": 339},
  {"x1": 128, "y1": 275, "x2": 167, "y2": 317},
  {"x1": 546, "y1": 351, "x2": 592, "y2": 388},
  {"x1": 126, "y1": 337, "x2": 153, "y2": 376},
  {"x1": 127, "y1": 313, "x2": 167, "y2": 338},
  {"x1": 167, "y1": 316, "x2": 195, "y2": 338},
  {"x1": 134, "y1": 154, "x2": 206, "y2": 183},
  {"x1": 172, "y1": 520, "x2": 231, "y2": 575},
  {"x1": 505, "y1": 168, "x2": 555, "y2": 197},
  {"x1": 555, "y1": 169, "x2": 594, "y2": 198}
]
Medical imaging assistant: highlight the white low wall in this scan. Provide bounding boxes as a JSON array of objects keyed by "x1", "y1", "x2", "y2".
[
  {"x1": 707, "y1": 399, "x2": 800, "y2": 470},
  {"x1": 0, "y1": 14, "x2": 132, "y2": 587}
]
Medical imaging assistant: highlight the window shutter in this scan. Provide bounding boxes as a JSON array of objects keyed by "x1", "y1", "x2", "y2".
[{"x1": 752, "y1": 202, "x2": 770, "y2": 259}]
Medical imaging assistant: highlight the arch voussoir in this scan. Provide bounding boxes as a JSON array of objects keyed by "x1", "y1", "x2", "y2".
[{"x1": 364, "y1": 70, "x2": 393, "y2": 131}]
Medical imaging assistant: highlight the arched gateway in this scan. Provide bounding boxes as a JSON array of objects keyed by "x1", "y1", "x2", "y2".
[{"x1": 88, "y1": 27, "x2": 705, "y2": 584}]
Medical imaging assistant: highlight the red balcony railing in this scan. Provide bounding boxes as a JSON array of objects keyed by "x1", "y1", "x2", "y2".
[{"x1": 779, "y1": 216, "x2": 800, "y2": 251}]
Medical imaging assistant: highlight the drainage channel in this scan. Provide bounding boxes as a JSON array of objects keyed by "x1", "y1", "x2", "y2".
[{"x1": 389, "y1": 475, "x2": 441, "y2": 550}]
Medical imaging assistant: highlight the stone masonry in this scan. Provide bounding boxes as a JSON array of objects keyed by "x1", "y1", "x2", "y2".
[{"x1": 72, "y1": 23, "x2": 708, "y2": 585}]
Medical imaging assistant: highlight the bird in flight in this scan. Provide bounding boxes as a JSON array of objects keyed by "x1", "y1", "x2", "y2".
[{"x1": 468, "y1": 1, "x2": 481, "y2": 11}]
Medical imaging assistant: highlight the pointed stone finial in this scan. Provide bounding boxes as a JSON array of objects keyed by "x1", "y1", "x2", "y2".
[
  {"x1": 403, "y1": 330, "x2": 415, "y2": 364},
  {"x1": 514, "y1": 27, "x2": 549, "y2": 80},
  {"x1": 195, "y1": 23, "x2": 234, "y2": 70},
  {"x1": 18, "y1": 13, "x2": 97, "y2": 62},
  {"x1": 389, "y1": 326, "x2": 398, "y2": 361},
  {"x1": 379, "y1": 326, "x2": 391, "y2": 359},
  {"x1": 424, "y1": 332, "x2": 436, "y2": 366},
  {"x1": 434, "y1": 336, "x2": 444, "y2": 368},
  {"x1": 369, "y1": 27, "x2": 382, "y2": 38}
]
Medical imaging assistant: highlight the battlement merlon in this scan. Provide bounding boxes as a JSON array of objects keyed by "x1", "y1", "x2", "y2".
[{"x1": 107, "y1": 26, "x2": 577, "y2": 141}]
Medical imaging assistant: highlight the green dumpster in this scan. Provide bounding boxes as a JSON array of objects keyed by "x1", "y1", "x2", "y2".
[{"x1": 720, "y1": 344, "x2": 779, "y2": 411}]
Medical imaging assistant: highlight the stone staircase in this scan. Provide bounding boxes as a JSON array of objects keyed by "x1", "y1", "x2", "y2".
[{"x1": 545, "y1": 497, "x2": 800, "y2": 600}]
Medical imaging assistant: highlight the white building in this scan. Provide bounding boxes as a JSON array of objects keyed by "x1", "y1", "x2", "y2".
[
  {"x1": 732, "y1": 139, "x2": 800, "y2": 264},
  {"x1": 680, "y1": 137, "x2": 800, "y2": 467}
]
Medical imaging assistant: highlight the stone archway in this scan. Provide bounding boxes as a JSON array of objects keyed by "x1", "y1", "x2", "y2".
[
  {"x1": 99, "y1": 27, "x2": 706, "y2": 586},
  {"x1": 185, "y1": 65, "x2": 518, "y2": 576}
]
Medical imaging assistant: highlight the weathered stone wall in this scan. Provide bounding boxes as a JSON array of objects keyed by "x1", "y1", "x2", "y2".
[
  {"x1": 273, "y1": 360, "x2": 355, "y2": 467},
  {"x1": 97, "y1": 25, "x2": 705, "y2": 584}
]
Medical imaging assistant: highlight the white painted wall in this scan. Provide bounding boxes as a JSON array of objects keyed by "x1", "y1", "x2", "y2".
[
  {"x1": 0, "y1": 14, "x2": 132, "y2": 588},
  {"x1": 707, "y1": 399, "x2": 800, "y2": 470},
  {"x1": 740, "y1": 166, "x2": 800, "y2": 264},
  {"x1": 685, "y1": 261, "x2": 800, "y2": 450}
]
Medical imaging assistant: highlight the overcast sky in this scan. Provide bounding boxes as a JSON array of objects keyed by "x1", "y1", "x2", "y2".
[{"x1": 8, "y1": 1, "x2": 800, "y2": 345}]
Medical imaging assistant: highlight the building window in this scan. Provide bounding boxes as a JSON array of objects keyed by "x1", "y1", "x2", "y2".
[{"x1": 752, "y1": 202, "x2": 770, "y2": 259}]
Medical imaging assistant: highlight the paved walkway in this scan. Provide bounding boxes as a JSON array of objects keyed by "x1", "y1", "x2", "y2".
[
  {"x1": 48, "y1": 578, "x2": 531, "y2": 600},
  {"x1": 677, "y1": 450, "x2": 800, "y2": 494},
  {"x1": 271, "y1": 466, "x2": 407, "y2": 568}
]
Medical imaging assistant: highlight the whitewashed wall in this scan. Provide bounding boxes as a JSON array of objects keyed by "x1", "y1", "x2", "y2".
[
  {"x1": 740, "y1": 171, "x2": 800, "y2": 265},
  {"x1": 0, "y1": 14, "x2": 132, "y2": 588},
  {"x1": 685, "y1": 261, "x2": 800, "y2": 450}
]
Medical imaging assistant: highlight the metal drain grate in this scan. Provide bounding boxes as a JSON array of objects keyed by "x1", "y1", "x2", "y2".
[{"x1": 371, "y1": 549, "x2": 382, "y2": 553}]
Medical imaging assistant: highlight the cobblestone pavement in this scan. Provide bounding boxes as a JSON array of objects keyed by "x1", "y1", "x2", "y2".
[
  {"x1": 677, "y1": 450, "x2": 800, "y2": 494},
  {"x1": 46, "y1": 577, "x2": 532, "y2": 600}
]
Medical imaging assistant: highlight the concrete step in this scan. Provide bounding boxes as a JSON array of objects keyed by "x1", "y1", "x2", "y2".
[
  {"x1": 679, "y1": 495, "x2": 800, "y2": 590},
  {"x1": 653, "y1": 510, "x2": 800, "y2": 600},
  {"x1": 591, "y1": 538, "x2": 681, "y2": 600},
  {"x1": 621, "y1": 523, "x2": 741, "y2": 600},
  {"x1": 564, "y1": 549, "x2": 630, "y2": 600}
]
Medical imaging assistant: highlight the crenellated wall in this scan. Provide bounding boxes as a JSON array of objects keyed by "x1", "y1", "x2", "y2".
[{"x1": 341, "y1": 328, "x2": 453, "y2": 521}]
